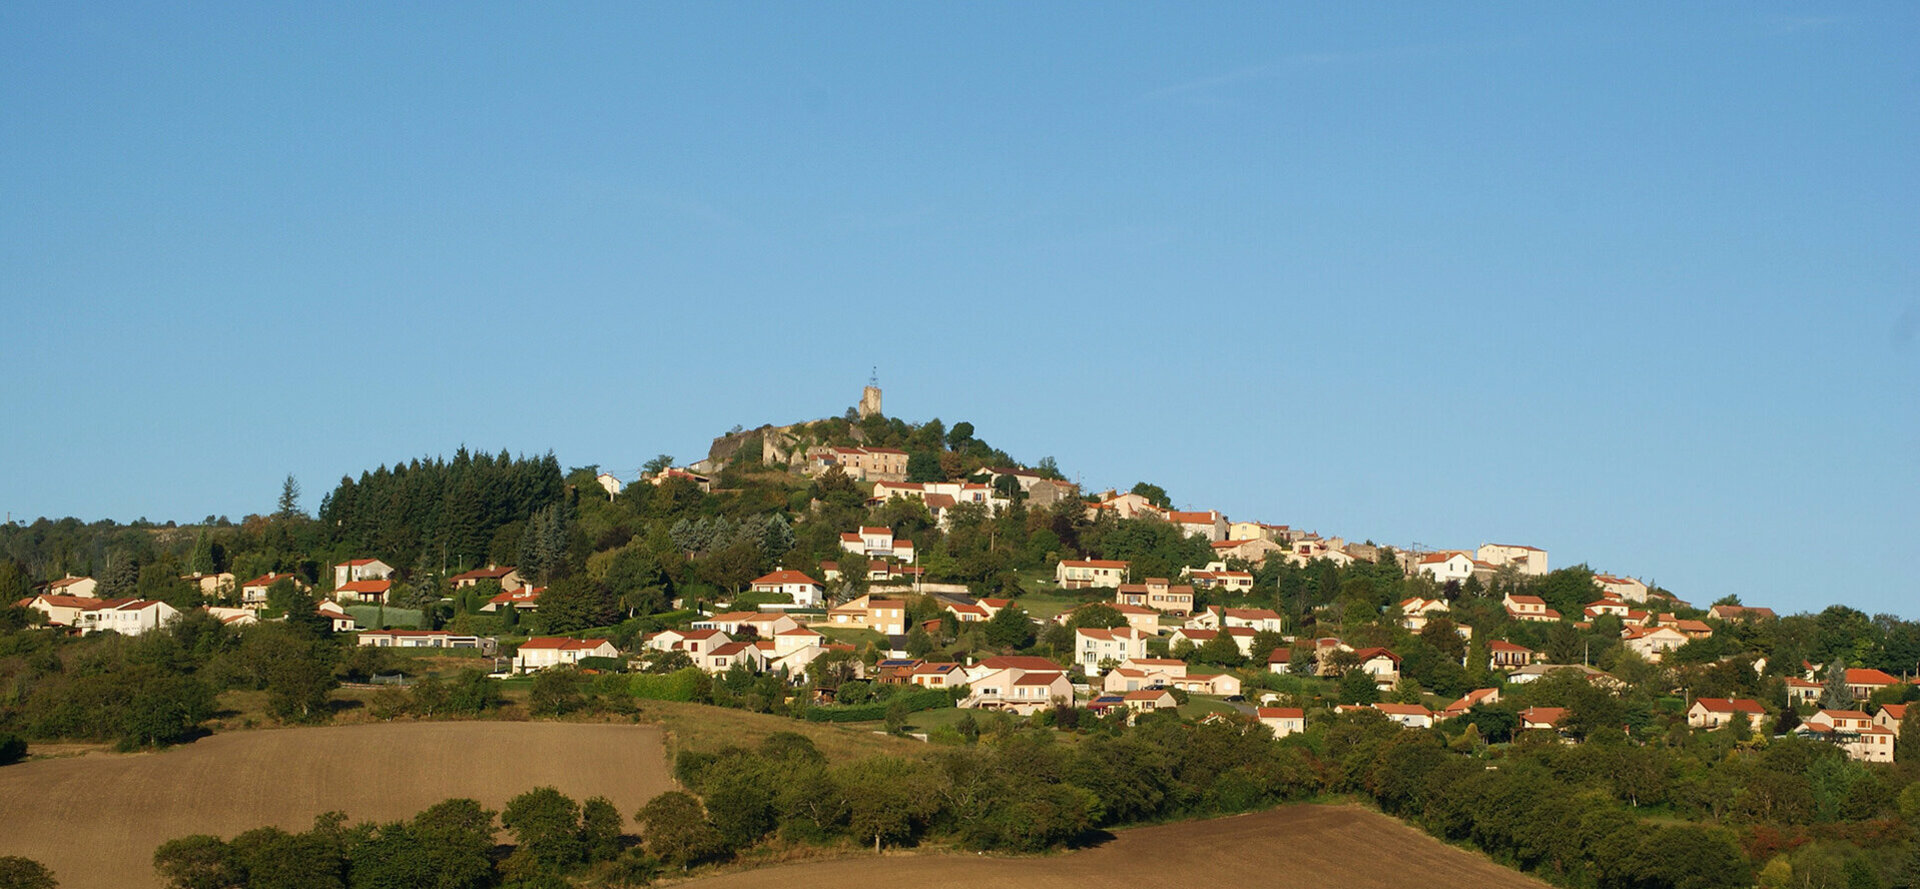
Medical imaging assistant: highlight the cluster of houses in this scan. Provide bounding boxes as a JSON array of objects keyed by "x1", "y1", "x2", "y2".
[{"x1": 16, "y1": 569, "x2": 366, "y2": 637}]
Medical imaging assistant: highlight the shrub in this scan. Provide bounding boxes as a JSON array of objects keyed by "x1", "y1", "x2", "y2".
[{"x1": 0, "y1": 733, "x2": 25, "y2": 766}]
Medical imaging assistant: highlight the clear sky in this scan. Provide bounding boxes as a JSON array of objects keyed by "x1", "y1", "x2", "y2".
[{"x1": 3, "y1": 5, "x2": 1914, "y2": 617}]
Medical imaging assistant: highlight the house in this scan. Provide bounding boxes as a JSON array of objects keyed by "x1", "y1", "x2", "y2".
[
  {"x1": 1171, "y1": 627, "x2": 1258, "y2": 659},
  {"x1": 646, "y1": 467, "x2": 712, "y2": 492},
  {"x1": 1519, "y1": 707, "x2": 1567, "y2": 732},
  {"x1": 1171, "y1": 671, "x2": 1242, "y2": 697},
  {"x1": 1488, "y1": 640, "x2": 1537, "y2": 670},
  {"x1": 1437, "y1": 688, "x2": 1501, "y2": 720},
  {"x1": 481, "y1": 586, "x2": 543, "y2": 612},
  {"x1": 962, "y1": 655, "x2": 1071, "y2": 686},
  {"x1": 1594, "y1": 574, "x2": 1650, "y2": 603},
  {"x1": 1476, "y1": 543, "x2": 1548, "y2": 576},
  {"x1": 1209, "y1": 537, "x2": 1286, "y2": 565},
  {"x1": 1257, "y1": 707, "x2": 1306, "y2": 739},
  {"x1": 449, "y1": 565, "x2": 524, "y2": 592},
  {"x1": 1416, "y1": 551, "x2": 1482, "y2": 584},
  {"x1": 692, "y1": 611, "x2": 804, "y2": 637},
  {"x1": 1114, "y1": 578, "x2": 1195, "y2": 615},
  {"x1": 1351, "y1": 647, "x2": 1402, "y2": 689},
  {"x1": 1875, "y1": 704, "x2": 1908, "y2": 738},
  {"x1": 1399, "y1": 597, "x2": 1450, "y2": 632},
  {"x1": 1784, "y1": 676, "x2": 1824, "y2": 706},
  {"x1": 42, "y1": 575, "x2": 99, "y2": 598},
  {"x1": 357, "y1": 629, "x2": 490, "y2": 651},
  {"x1": 1229, "y1": 521, "x2": 1291, "y2": 542},
  {"x1": 825, "y1": 595, "x2": 907, "y2": 636},
  {"x1": 1122, "y1": 689, "x2": 1179, "y2": 717},
  {"x1": 803, "y1": 446, "x2": 909, "y2": 482},
  {"x1": 701, "y1": 641, "x2": 767, "y2": 674},
  {"x1": 513, "y1": 637, "x2": 619, "y2": 673},
  {"x1": 1168, "y1": 510, "x2": 1229, "y2": 542},
  {"x1": 1845, "y1": 668, "x2": 1900, "y2": 700},
  {"x1": 1185, "y1": 568, "x2": 1255, "y2": 593},
  {"x1": 1687, "y1": 698, "x2": 1767, "y2": 729},
  {"x1": 644, "y1": 628, "x2": 730, "y2": 660},
  {"x1": 333, "y1": 559, "x2": 395, "y2": 588},
  {"x1": 1621, "y1": 625, "x2": 1690, "y2": 662},
  {"x1": 1800, "y1": 710, "x2": 1896, "y2": 763},
  {"x1": 22, "y1": 594, "x2": 110, "y2": 628},
  {"x1": 201, "y1": 605, "x2": 257, "y2": 628},
  {"x1": 1502, "y1": 594, "x2": 1561, "y2": 623},
  {"x1": 908, "y1": 662, "x2": 965, "y2": 689},
  {"x1": 1075, "y1": 627, "x2": 1149, "y2": 675},
  {"x1": 747, "y1": 569, "x2": 825, "y2": 609},
  {"x1": 79, "y1": 599, "x2": 181, "y2": 636},
  {"x1": 1656, "y1": 615, "x2": 1714, "y2": 640},
  {"x1": 1505, "y1": 663, "x2": 1622, "y2": 688},
  {"x1": 181, "y1": 572, "x2": 236, "y2": 597},
  {"x1": 334, "y1": 579, "x2": 392, "y2": 604},
  {"x1": 595, "y1": 472, "x2": 623, "y2": 497},
  {"x1": 1373, "y1": 702, "x2": 1434, "y2": 729},
  {"x1": 1058, "y1": 602, "x2": 1161, "y2": 635},
  {"x1": 1584, "y1": 597, "x2": 1632, "y2": 619},
  {"x1": 241, "y1": 573, "x2": 309, "y2": 606},
  {"x1": 1267, "y1": 647, "x2": 1292, "y2": 674},
  {"x1": 839, "y1": 526, "x2": 912, "y2": 561},
  {"x1": 1057, "y1": 559, "x2": 1129, "y2": 589},
  {"x1": 1085, "y1": 490, "x2": 1166, "y2": 521},
  {"x1": 1186, "y1": 605, "x2": 1284, "y2": 633},
  {"x1": 960, "y1": 667, "x2": 1073, "y2": 715},
  {"x1": 1709, "y1": 604, "x2": 1778, "y2": 622},
  {"x1": 315, "y1": 600, "x2": 361, "y2": 633}
]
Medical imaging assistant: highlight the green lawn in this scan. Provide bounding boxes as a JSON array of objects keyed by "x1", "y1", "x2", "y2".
[
  {"x1": 816, "y1": 626, "x2": 888, "y2": 648},
  {"x1": 1178, "y1": 696, "x2": 1239, "y2": 719},
  {"x1": 347, "y1": 605, "x2": 423, "y2": 629}
]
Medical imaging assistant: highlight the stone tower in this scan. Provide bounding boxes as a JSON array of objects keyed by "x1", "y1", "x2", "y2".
[{"x1": 858, "y1": 384, "x2": 882, "y2": 419}]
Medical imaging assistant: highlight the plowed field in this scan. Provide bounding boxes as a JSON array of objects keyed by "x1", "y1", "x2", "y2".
[
  {"x1": 682, "y1": 804, "x2": 1549, "y2": 889},
  {"x1": 0, "y1": 722, "x2": 672, "y2": 889}
]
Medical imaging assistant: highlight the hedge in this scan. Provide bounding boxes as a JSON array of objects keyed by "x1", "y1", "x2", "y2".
[{"x1": 802, "y1": 687, "x2": 957, "y2": 723}]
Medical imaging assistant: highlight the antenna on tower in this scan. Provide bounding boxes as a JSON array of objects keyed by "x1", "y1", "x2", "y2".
[{"x1": 869, "y1": 366, "x2": 878, "y2": 387}]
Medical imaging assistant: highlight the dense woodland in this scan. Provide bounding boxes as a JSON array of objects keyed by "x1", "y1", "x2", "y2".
[{"x1": 5, "y1": 415, "x2": 1920, "y2": 888}]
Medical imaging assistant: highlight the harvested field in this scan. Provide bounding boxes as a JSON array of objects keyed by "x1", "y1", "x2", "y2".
[
  {"x1": 681, "y1": 805, "x2": 1549, "y2": 889},
  {"x1": 0, "y1": 721, "x2": 673, "y2": 889}
]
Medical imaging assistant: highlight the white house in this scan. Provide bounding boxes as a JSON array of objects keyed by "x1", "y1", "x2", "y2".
[
  {"x1": 1687, "y1": 698, "x2": 1766, "y2": 730},
  {"x1": 1621, "y1": 626, "x2": 1690, "y2": 662},
  {"x1": 1257, "y1": 707, "x2": 1306, "y2": 738},
  {"x1": 1476, "y1": 543, "x2": 1547, "y2": 576},
  {"x1": 1057, "y1": 559, "x2": 1129, "y2": 589},
  {"x1": 80, "y1": 599, "x2": 180, "y2": 636},
  {"x1": 241, "y1": 573, "x2": 309, "y2": 606},
  {"x1": 1075, "y1": 627, "x2": 1149, "y2": 675},
  {"x1": 747, "y1": 569, "x2": 825, "y2": 609},
  {"x1": 333, "y1": 559, "x2": 395, "y2": 588},
  {"x1": 513, "y1": 637, "x2": 619, "y2": 673}
]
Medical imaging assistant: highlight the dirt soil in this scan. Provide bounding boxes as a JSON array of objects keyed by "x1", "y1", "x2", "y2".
[
  {"x1": 680, "y1": 804, "x2": 1550, "y2": 889},
  {"x1": 0, "y1": 721, "x2": 673, "y2": 889}
]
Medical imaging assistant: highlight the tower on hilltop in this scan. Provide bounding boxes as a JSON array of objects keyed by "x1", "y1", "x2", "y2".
[{"x1": 859, "y1": 369, "x2": 882, "y2": 419}]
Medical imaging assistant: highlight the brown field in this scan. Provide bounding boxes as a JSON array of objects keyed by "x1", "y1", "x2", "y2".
[
  {"x1": 0, "y1": 721, "x2": 674, "y2": 889},
  {"x1": 680, "y1": 805, "x2": 1550, "y2": 889}
]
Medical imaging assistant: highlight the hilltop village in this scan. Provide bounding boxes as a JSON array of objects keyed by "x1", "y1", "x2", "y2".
[{"x1": 3, "y1": 388, "x2": 1918, "y2": 888}]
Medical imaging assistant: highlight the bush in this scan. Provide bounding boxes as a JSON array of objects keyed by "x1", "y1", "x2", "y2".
[
  {"x1": 0, "y1": 733, "x2": 25, "y2": 766},
  {"x1": 625, "y1": 668, "x2": 708, "y2": 702},
  {"x1": 803, "y1": 687, "x2": 955, "y2": 723}
]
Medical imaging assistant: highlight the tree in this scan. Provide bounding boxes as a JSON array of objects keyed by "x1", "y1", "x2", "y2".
[
  {"x1": 984, "y1": 604, "x2": 1035, "y2": 649},
  {"x1": 1338, "y1": 668, "x2": 1380, "y2": 705},
  {"x1": 501, "y1": 787, "x2": 585, "y2": 875},
  {"x1": 154, "y1": 834, "x2": 240, "y2": 889},
  {"x1": 832, "y1": 756, "x2": 942, "y2": 851},
  {"x1": 580, "y1": 797, "x2": 624, "y2": 863},
  {"x1": 946, "y1": 422, "x2": 975, "y2": 452},
  {"x1": 1822, "y1": 658, "x2": 1854, "y2": 709},
  {"x1": 1066, "y1": 603, "x2": 1128, "y2": 630},
  {"x1": 636, "y1": 791, "x2": 727, "y2": 869},
  {"x1": 1128, "y1": 482, "x2": 1172, "y2": 510},
  {"x1": 529, "y1": 668, "x2": 587, "y2": 716},
  {"x1": 408, "y1": 799, "x2": 498, "y2": 889},
  {"x1": 906, "y1": 451, "x2": 944, "y2": 483},
  {"x1": 643, "y1": 454, "x2": 675, "y2": 476},
  {"x1": 0, "y1": 857, "x2": 57, "y2": 889},
  {"x1": 276, "y1": 475, "x2": 302, "y2": 520}
]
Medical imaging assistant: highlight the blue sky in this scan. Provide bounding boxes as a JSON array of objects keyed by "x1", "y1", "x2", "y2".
[{"x1": 3, "y1": 5, "x2": 1914, "y2": 617}]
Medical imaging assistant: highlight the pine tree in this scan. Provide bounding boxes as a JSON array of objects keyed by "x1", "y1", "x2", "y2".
[
  {"x1": 276, "y1": 474, "x2": 302, "y2": 520},
  {"x1": 1822, "y1": 658, "x2": 1854, "y2": 710}
]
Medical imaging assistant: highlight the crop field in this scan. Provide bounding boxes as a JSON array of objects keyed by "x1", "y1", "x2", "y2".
[
  {"x1": 680, "y1": 804, "x2": 1550, "y2": 889},
  {"x1": 0, "y1": 721, "x2": 674, "y2": 889}
]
